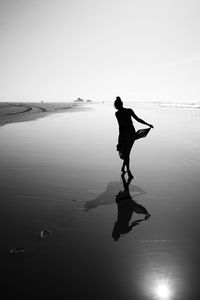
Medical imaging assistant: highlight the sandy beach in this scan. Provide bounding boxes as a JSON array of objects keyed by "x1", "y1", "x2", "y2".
[
  {"x1": 1, "y1": 102, "x2": 200, "y2": 299},
  {"x1": 0, "y1": 102, "x2": 86, "y2": 127}
]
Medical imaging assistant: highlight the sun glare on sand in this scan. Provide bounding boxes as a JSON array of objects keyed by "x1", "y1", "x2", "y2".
[
  {"x1": 143, "y1": 272, "x2": 174, "y2": 300},
  {"x1": 154, "y1": 280, "x2": 172, "y2": 299}
]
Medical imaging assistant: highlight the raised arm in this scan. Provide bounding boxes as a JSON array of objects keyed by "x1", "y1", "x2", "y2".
[{"x1": 130, "y1": 109, "x2": 154, "y2": 128}]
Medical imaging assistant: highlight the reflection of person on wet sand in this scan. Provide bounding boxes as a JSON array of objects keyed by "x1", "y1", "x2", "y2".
[
  {"x1": 112, "y1": 173, "x2": 150, "y2": 241},
  {"x1": 114, "y1": 96, "x2": 154, "y2": 177}
]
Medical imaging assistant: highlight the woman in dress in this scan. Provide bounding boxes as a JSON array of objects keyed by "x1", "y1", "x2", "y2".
[{"x1": 114, "y1": 96, "x2": 154, "y2": 177}]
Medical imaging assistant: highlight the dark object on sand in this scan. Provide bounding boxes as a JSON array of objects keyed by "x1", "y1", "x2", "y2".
[
  {"x1": 112, "y1": 173, "x2": 151, "y2": 241},
  {"x1": 40, "y1": 230, "x2": 52, "y2": 239},
  {"x1": 10, "y1": 248, "x2": 26, "y2": 254}
]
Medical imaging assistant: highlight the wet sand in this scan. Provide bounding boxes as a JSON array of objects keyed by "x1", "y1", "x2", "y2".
[
  {"x1": 0, "y1": 102, "x2": 84, "y2": 127},
  {"x1": 1, "y1": 102, "x2": 200, "y2": 299}
]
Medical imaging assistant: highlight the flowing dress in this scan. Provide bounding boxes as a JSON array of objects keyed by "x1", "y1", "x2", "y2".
[{"x1": 115, "y1": 108, "x2": 151, "y2": 159}]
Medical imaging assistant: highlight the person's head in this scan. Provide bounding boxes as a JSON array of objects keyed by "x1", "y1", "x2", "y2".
[{"x1": 114, "y1": 96, "x2": 123, "y2": 110}]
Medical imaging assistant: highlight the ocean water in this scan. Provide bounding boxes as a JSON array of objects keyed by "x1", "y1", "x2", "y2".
[{"x1": 0, "y1": 102, "x2": 200, "y2": 299}]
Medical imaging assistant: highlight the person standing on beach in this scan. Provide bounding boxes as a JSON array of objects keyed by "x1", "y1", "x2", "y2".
[{"x1": 114, "y1": 96, "x2": 154, "y2": 177}]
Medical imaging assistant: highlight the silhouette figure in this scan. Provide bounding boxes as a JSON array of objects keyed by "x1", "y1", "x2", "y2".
[
  {"x1": 114, "y1": 96, "x2": 154, "y2": 177},
  {"x1": 112, "y1": 173, "x2": 150, "y2": 241},
  {"x1": 84, "y1": 180, "x2": 146, "y2": 212}
]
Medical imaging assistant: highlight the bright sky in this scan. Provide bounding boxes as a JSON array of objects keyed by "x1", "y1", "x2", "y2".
[{"x1": 1, "y1": 0, "x2": 200, "y2": 102}]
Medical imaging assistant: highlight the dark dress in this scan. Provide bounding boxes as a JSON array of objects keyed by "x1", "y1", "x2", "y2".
[
  {"x1": 115, "y1": 108, "x2": 151, "y2": 159},
  {"x1": 115, "y1": 108, "x2": 136, "y2": 159}
]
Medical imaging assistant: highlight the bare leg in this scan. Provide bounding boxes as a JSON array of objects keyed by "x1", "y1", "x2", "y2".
[
  {"x1": 125, "y1": 153, "x2": 134, "y2": 178},
  {"x1": 121, "y1": 141, "x2": 134, "y2": 175},
  {"x1": 124, "y1": 156, "x2": 130, "y2": 172},
  {"x1": 121, "y1": 157, "x2": 129, "y2": 173},
  {"x1": 121, "y1": 160, "x2": 126, "y2": 173},
  {"x1": 127, "y1": 142, "x2": 135, "y2": 177}
]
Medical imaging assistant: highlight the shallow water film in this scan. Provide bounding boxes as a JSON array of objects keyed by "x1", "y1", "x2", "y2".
[{"x1": 1, "y1": 103, "x2": 200, "y2": 299}]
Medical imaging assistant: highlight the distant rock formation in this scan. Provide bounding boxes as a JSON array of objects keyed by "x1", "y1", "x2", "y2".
[
  {"x1": 74, "y1": 97, "x2": 84, "y2": 103},
  {"x1": 86, "y1": 99, "x2": 93, "y2": 102}
]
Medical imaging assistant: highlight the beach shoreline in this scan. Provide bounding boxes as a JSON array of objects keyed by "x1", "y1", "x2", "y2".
[{"x1": 0, "y1": 102, "x2": 89, "y2": 127}]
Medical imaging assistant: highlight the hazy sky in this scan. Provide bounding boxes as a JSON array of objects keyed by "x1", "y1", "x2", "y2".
[{"x1": 1, "y1": 0, "x2": 200, "y2": 102}]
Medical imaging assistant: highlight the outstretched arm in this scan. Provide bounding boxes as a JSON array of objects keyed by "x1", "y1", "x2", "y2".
[{"x1": 131, "y1": 110, "x2": 154, "y2": 128}]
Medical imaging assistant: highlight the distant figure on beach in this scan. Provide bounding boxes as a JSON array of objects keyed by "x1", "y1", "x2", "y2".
[
  {"x1": 114, "y1": 96, "x2": 154, "y2": 177},
  {"x1": 112, "y1": 173, "x2": 150, "y2": 241}
]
